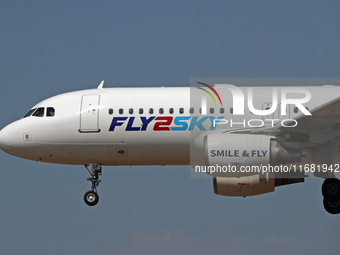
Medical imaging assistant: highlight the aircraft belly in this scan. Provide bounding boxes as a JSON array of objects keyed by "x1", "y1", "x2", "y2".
[{"x1": 13, "y1": 142, "x2": 189, "y2": 166}]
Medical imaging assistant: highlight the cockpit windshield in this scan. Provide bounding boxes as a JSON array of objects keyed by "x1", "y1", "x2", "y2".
[
  {"x1": 47, "y1": 107, "x2": 55, "y2": 117},
  {"x1": 23, "y1": 108, "x2": 37, "y2": 118},
  {"x1": 23, "y1": 107, "x2": 55, "y2": 118},
  {"x1": 32, "y1": 107, "x2": 45, "y2": 117}
]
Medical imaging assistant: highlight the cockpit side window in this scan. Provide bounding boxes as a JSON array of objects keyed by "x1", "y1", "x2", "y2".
[
  {"x1": 23, "y1": 108, "x2": 37, "y2": 118},
  {"x1": 32, "y1": 107, "x2": 45, "y2": 117},
  {"x1": 47, "y1": 107, "x2": 55, "y2": 117}
]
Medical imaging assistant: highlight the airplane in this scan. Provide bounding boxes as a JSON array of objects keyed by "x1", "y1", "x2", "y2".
[{"x1": 1, "y1": 80, "x2": 340, "y2": 214}]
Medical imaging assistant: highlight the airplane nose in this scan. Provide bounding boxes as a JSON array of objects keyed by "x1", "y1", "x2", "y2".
[{"x1": 0, "y1": 127, "x2": 13, "y2": 152}]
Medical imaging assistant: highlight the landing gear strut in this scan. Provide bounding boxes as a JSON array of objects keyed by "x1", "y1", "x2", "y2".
[
  {"x1": 84, "y1": 164, "x2": 102, "y2": 206},
  {"x1": 322, "y1": 178, "x2": 340, "y2": 214}
]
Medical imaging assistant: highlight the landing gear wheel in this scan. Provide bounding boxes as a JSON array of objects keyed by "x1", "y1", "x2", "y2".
[
  {"x1": 322, "y1": 178, "x2": 340, "y2": 201},
  {"x1": 83, "y1": 164, "x2": 102, "y2": 206},
  {"x1": 84, "y1": 191, "x2": 99, "y2": 206},
  {"x1": 323, "y1": 198, "x2": 340, "y2": 214}
]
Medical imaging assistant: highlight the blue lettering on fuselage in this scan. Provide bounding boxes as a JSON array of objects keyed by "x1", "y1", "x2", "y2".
[
  {"x1": 126, "y1": 117, "x2": 140, "y2": 131},
  {"x1": 140, "y1": 116, "x2": 155, "y2": 131},
  {"x1": 188, "y1": 116, "x2": 209, "y2": 131},
  {"x1": 109, "y1": 117, "x2": 128, "y2": 131},
  {"x1": 170, "y1": 116, "x2": 190, "y2": 131},
  {"x1": 108, "y1": 116, "x2": 223, "y2": 132}
]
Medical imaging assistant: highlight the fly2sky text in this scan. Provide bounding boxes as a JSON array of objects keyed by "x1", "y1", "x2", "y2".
[{"x1": 108, "y1": 116, "x2": 298, "y2": 131}]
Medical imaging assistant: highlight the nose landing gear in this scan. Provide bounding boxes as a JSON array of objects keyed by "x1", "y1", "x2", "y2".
[{"x1": 84, "y1": 164, "x2": 102, "y2": 206}]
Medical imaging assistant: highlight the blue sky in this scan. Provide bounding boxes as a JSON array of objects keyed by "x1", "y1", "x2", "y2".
[{"x1": 1, "y1": 1, "x2": 340, "y2": 254}]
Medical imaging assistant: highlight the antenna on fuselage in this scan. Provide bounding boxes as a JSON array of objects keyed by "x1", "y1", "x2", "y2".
[{"x1": 97, "y1": 80, "x2": 104, "y2": 89}]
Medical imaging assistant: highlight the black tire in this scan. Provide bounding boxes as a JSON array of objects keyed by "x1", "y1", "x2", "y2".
[
  {"x1": 84, "y1": 191, "x2": 99, "y2": 206},
  {"x1": 322, "y1": 178, "x2": 340, "y2": 201},
  {"x1": 323, "y1": 198, "x2": 340, "y2": 214}
]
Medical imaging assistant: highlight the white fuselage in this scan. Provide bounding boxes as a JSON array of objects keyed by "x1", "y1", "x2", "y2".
[
  {"x1": 0, "y1": 85, "x2": 340, "y2": 166},
  {"x1": 0, "y1": 87, "x2": 190, "y2": 165}
]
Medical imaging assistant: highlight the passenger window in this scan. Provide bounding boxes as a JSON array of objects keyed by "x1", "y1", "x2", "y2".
[
  {"x1": 199, "y1": 108, "x2": 201, "y2": 114},
  {"x1": 179, "y1": 108, "x2": 184, "y2": 114},
  {"x1": 210, "y1": 108, "x2": 214, "y2": 114},
  {"x1": 159, "y1": 108, "x2": 164, "y2": 114},
  {"x1": 294, "y1": 107, "x2": 298, "y2": 113},
  {"x1": 47, "y1": 107, "x2": 55, "y2": 117},
  {"x1": 129, "y1": 108, "x2": 133, "y2": 114},
  {"x1": 189, "y1": 107, "x2": 194, "y2": 114},
  {"x1": 169, "y1": 108, "x2": 174, "y2": 114},
  {"x1": 139, "y1": 108, "x2": 143, "y2": 114},
  {"x1": 32, "y1": 107, "x2": 45, "y2": 117},
  {"x1": 230, "y1": 108, "x2": 233, "y2": 114},
  {"x1": 220, "y1": 108, "x2": 224, "y2": 114},
  {"x1": 119, "y1": 108, "x2": 123, "y2": 114},
  {"x1": 108, "y1": 109, "x2": 113, "y2": 115},
  {"x1": 23, "y1": 108, "x2": 37, "y2": 118},
  {"x1": 149, "y1": 108, "x2": 154, "y2": 114}
]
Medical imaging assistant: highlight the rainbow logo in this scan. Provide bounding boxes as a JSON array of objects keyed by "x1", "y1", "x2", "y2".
[{"x1": 197, "y1": 82, "x2": 223, "y2": 106}]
